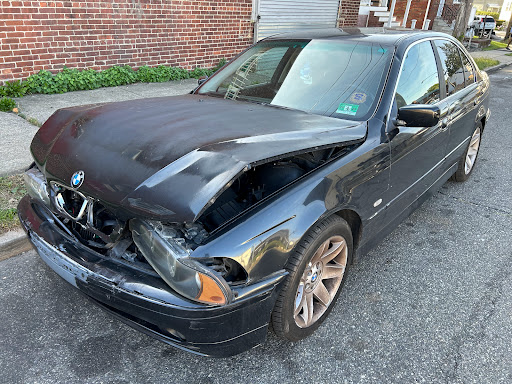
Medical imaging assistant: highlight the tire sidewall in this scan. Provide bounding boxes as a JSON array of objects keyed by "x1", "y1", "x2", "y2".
[{"x1": 280, "y1": 217, "x2": 353, "y2": 341}]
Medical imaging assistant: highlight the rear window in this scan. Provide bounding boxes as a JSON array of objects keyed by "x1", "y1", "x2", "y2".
[{"x1": 484, "y1": 17, "x2": 495, "y2": 22}]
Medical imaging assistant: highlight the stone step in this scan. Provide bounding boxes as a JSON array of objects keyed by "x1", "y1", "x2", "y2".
[
  {"x1": 374, "y1": 11, "x2": 391, "y2": 17},
  {"x1": 378, "y1": 16, "x2": 398, "y2": 22},
  {"x1": 368, "y1": 6, "x2": 388, "y2": 12}
]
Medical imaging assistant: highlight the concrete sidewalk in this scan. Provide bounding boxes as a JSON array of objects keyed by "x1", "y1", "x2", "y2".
[
  {"x1": 0, "y1": 78, "x2": 197, "y2": 176},
  {"x1": 470, "y1": 48, "x2": 512, "y2": 70}
]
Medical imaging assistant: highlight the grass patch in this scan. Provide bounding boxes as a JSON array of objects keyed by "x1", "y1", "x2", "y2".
[
  {"x1": 505, "y1": 52, "x2": 512, "y2": 56},
  {"x1": 0, "y1": 175, "x2": 25, "y2": 234},
  {"x1": 473, "y1": 57, "x2": 500, "y2": 70},
  {"x1": 482, "y1": 40, "x2": 508, "y2": 50},
  {"x1": 26, "y1": 117, "x2": 42, "y2": 127}
]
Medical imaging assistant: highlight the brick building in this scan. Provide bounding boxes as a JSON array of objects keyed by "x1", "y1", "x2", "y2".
[
  {"x1": 359, "y1": 0, "x2": 461, "y2": 30},
  {"x1": 0, "y1": 0, "x2": 361, "y2": 83}
]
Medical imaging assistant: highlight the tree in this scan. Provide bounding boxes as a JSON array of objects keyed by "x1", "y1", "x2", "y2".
[
  {"x1": 505, "y1": 11, "x2": 512, "y2": 40},
  {"x1": 452, "y1": 0, "x2": 474, "y2": 40}
]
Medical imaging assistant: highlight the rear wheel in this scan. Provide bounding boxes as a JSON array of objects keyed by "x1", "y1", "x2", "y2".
[
  {"x1": 271, "y1": 215, "x2": 353, "y2": 341},
  {"x1": 451, "y1": 122, "x2": 482, "y2": 182}
]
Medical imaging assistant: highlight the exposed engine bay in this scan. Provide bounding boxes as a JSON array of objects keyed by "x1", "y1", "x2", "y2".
[
  {"x1": 43, "y1": 143, "x2": 357, "y2": 287},
  {"x1": 197, "y1": 145, "x2": 357, "y2": 232}
]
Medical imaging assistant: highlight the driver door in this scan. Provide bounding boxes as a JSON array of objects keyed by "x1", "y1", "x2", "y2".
[{"x1": 387, "y1": 40, "x2": 450, "y2": 218}]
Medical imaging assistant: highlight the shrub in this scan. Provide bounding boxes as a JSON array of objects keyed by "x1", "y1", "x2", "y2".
[
  {"x1": 0, "y1": 80, "x2": 28, "y2": 97},
  {"x1": 475, "y1": 11, "x2": 500, "y2": 20},
  {"x1": 0, "y1": 59, "x2": 226, "y2": 96},
  {"x1": 0, "y1": 97, "x2": 17, "y2": 112}
]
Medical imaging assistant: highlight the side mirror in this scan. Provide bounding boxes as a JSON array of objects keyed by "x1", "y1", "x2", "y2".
[
  {"x1": 198, "y1": 76, "x2": 208, "y2": 86},
  {"x1": 396, "y1": 104, "x2": 440, "y2": 127}
]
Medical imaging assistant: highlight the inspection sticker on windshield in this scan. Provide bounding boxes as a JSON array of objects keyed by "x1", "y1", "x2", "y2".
[
  {"x1": 336, "y1": 103, "x2": 359, "y2": 116},
  {"x1": 350, "y1": 92, "x2": 367, "y2": 104}
]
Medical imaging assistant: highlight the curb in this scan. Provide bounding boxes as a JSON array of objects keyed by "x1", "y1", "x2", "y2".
[
  {"x1": 485, "y1": 61, "x2": 512, "y2": 73},
  {"x1": 0, "y1": 229, "x2": 33, "y2": 262}
]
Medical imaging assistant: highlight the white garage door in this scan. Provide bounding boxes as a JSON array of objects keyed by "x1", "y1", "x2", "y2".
[{"x1": 255, "y1": 0, "x2": 341, "y2": 41}]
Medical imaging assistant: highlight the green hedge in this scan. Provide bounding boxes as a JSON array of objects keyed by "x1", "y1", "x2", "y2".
[
  {"x1": 0, "y1": 59, "x2": 226, "y2": 98},
  {"x1": 475, "y1": 11, "x2": 500, "y2": 20}
]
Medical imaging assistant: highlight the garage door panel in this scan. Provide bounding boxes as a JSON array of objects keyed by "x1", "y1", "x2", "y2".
[{"x1": 257, "y1": 0, "x2": 340, "y2": 40}]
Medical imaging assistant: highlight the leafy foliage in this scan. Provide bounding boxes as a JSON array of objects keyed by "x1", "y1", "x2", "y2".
[
  {"x1": 475, "y1": 11, "x2": 500, "y2": 19},
  {"x1": 0, "y1": 59, "x2": 226, "y2": 97},
  {"x1": 0, "y1": 97, "x2": 17, "y2": 112},
  {"x1": 0, "y1": 80, "x2": 28, "y2": 98}
]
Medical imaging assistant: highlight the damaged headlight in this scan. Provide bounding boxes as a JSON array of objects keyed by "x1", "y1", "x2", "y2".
[
  {"x1": 130, "y1": 219, "x2": 231, "y2": 306},
  {"x1": 24, "y1": 167, "x2": 50, "y2": 206}
]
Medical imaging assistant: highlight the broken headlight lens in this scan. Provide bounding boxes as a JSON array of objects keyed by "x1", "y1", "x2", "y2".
[
  {"x1": 130, "y1": 219, "x2": 230, "y2": 305},
  {"x1": 24, "y1": 168, "x2": 50, "y2": 206}
]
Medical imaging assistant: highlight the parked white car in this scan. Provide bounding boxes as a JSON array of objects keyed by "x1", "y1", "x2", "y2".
[{"x1": 471, "y1": 16, "x2": 496, "y2": 35}]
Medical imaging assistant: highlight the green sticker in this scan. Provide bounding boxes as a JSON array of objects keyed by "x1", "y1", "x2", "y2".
[{"x1": 336, "y1": 103, "x2": 359, "y2": 116}]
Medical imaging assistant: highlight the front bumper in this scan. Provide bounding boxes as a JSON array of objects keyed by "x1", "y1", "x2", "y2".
[{"x1": 18, "y1": 196, "x2": 285, "y2": 357}]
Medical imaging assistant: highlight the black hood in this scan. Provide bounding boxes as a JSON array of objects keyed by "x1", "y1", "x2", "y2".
[{"x1": 31, "y1": 94, "x2": 367, "y2": 222}]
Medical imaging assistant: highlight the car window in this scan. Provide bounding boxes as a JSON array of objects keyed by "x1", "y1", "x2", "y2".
[
  {"x1": 461, "y1": 52, "x2": 476, "y2": 85},
  {"x1": 217, "y1": 47, "x2": 289, "y2": 91},
  {"x1": 198, "y1": 40, "x2": 392, "y2": 121},
  {"x1": 434, "y1": 40, "x2": 465, "y2": 97},
  {"x1": 395, "y1": 41, "x2": 440, "y2": 108}
]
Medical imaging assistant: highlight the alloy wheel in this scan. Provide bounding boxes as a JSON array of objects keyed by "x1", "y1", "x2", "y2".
[
  {"x1": 294, "y1": 235, "x2": 348, "y2": 328},
  {"x1": 465, "y1": 127, "x2": 481, "y2": 175}
]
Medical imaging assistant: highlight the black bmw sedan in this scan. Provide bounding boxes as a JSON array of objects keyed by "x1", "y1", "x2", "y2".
[{"x1": 18, "y1": 28, "x2": 490, "y2": 357}]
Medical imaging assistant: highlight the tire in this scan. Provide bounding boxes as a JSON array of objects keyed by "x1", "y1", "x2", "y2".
[
  {"x1": 451, "y1": 121, "x2": 483, "y2": 182},
  {"x1": 271, "y1": 215, "x2": 353, "y2": 341}
]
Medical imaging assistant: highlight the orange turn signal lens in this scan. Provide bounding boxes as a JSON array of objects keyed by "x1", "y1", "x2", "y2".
[{"x1": 195, "y1": 272, "x2": 226, "y2": 305}]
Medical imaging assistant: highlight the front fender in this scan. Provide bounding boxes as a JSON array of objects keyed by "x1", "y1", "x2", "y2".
[{"x1": 190, "y1": 137, "x2": 388, "y2": 282}]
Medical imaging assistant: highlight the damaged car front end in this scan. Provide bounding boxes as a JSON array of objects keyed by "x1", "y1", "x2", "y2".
[{"x1": 18, "y1": 29, "x2": 405, "y2": 356}]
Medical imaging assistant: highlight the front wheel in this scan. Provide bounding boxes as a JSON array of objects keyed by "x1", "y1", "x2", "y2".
[
  {"x1": 271, "y1": 215, "x2": 353, "y2": 341},
  {"x1": 451, "y1": 122, "x2": 482, "y2": 182}
]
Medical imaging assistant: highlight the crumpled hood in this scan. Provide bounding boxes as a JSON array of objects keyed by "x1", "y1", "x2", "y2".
[{"x1": 31, "y1": 94, "x2": 367, "y2": 222}]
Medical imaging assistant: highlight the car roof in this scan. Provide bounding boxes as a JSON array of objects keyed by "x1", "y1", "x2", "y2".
[{"x1": 264, "y1": 27, "x2": 454, "y2": 46}]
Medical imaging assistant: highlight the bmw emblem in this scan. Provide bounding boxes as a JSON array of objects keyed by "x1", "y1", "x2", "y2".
[{"x1": 71, "y1": 171, "x2": 84, "y2": 189}]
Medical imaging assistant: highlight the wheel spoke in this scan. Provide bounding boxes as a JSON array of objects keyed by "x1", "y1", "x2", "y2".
[
  {"x1": 294, "y1": 282, "x2": 305, "y2": 316},
  {"x1": 313, "y1": 281, "x2": 331, "y2": 307},
  {"x1": 321, "y1": 240, "x2": 344, "y2": 263},
  {"x1": 311, "y1": 240, "x2": 329, "y2": 263},
  {"x1": 470, "y1": 135, "x2": 480, "y2": 147},
  {"x1": 301, "y1": 292, "x2": 314, "y2": 326},
  {"x1": 323, "y1": 264, "x2": 345, "y2": 279}
]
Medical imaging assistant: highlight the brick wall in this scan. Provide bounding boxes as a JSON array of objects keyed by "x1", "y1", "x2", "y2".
[
  {"x1": 394, "y1": 0, "x2": 429, "y2": 28},
  {"x1": 338, "y1": 0, "x2": 361, "y2": 27},
  {"x1": 394, "y1": 0, "x2": 460, "y2": 29},
  {"x1": 0, "y1": 0, "x2": 253, "y2": 82}
]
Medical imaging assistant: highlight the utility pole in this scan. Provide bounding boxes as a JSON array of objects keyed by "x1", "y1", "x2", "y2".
[{"x1": 452, "y1": 0, "x2": 474, "y2": 39}]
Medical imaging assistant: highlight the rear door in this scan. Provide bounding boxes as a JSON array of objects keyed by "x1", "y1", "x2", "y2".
[{"x1": 433, "y1": 39, "x2": 480, "y2": 167}]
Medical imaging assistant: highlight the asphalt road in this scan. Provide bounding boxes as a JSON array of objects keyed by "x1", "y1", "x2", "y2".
[{"x1": 1, "y1": 68, "x2": 511, "y2": 384}]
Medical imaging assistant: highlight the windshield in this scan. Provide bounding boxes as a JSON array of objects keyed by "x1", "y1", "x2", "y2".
[{"x1": 197, "y1": 39, "x2": 392, "y2": 121}]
